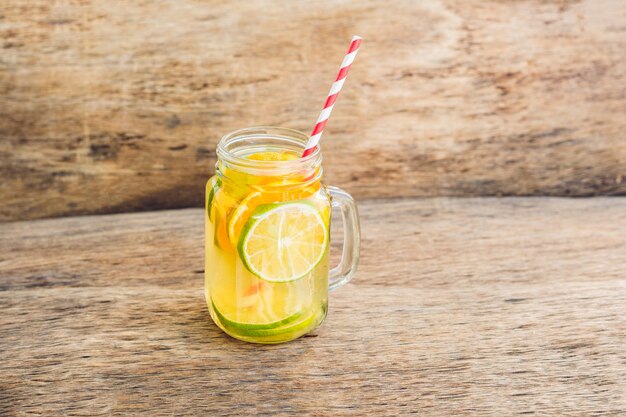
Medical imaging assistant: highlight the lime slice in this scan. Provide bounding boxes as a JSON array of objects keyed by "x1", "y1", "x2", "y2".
[
  {"x1": 238, "y1": 202, "x2": 328, "y2": 282},
  {"x1": 212, "y1": 299, "x2": 321, "y2": 338},
  {"x1": 206, "y1": 177, "x2": 221, "y2": 220},
  {"x1": 211, "y1": 299, "x2": 301, "y2": 331}
]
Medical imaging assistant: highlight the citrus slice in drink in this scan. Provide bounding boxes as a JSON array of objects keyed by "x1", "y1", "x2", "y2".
[
  {"x1": 211, "y1": 298, "x2": 322, "y2": 338},
  {"x1": 206, "y1": 177, "x2": 221, "y2": 221},
  {"x1": 210, "y1": 186, "x2": 239, "y2": 250},
  {"x1": 238, "y1": 202, "x2": 328, "y2": 282},
  {"x1": 209, "y1": 265, "x2": 313, "y2": 332},
  {"x1": 227, "y1": 191, "x2": 266, "y2": 247},
  {"x1": 227, "y1": 184, "x2": 323, "y2": 248},
  {"x1": 211, "y1": 298, "x2": 302, "y2": 332}
]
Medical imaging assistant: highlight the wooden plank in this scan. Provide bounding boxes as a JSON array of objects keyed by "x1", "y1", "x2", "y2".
[
  {"x1": 1, "y1": 1, "x2": 625, "y2": 221},
  {"x1": 1, "y1": 197, "x2": 625, "y2": 416}
]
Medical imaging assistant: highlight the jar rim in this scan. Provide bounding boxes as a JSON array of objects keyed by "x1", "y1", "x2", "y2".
[{"x1": 216, "y1": 126, "x2": 322, "y2": 174}]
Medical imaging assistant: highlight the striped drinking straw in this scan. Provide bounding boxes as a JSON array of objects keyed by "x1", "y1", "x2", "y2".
[{"x1": 302, "y1": 36, "x2": 363, "y2": 157}]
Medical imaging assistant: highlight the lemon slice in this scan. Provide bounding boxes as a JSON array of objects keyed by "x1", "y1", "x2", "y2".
[
  {"x1": 238, "y1": 202, "x2": 328, "y2": 282},
  {"x1": 228, "y1": 191, "x2": 265, "y2": 247},
  {"x1": 227, "y1": 186, "x2": 323, "y2": 248},
  {"x1": 211, "y1": 186, "x2": 239, "y2": 251}
]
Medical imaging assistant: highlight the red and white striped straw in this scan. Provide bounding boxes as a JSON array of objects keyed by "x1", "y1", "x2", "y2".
[{"x1": 302, "y1": 35, "x2": 362, "y2": 157}]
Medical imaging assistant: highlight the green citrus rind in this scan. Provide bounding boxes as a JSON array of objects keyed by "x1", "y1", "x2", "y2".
[
  {"x1": 212, "y1": 300, "x2": 320, "y2": 338},
  {"x1": 206, "y1": 176, "x2": 221, "y2": 221},
  {"x1": 210, "y1": 299, "x2": 302, "y2": 331}
]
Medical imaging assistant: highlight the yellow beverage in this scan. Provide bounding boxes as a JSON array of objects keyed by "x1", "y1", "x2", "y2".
[{"x1": 205, "y1": 149, "x2": 330, "y2": 344}]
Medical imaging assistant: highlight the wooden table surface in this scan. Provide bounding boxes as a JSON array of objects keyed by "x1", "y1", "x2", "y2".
[{"x1": 1, "y1": 197, "x2": 625, "y2": 416}]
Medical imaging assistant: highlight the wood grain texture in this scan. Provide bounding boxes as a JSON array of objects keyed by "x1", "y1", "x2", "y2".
[
  {"x1": 1, "y1": 197, "x2": 625, "y2": 416},
  {"x1": 1, "y1": 0, "x2": 626, "y2": 221}
]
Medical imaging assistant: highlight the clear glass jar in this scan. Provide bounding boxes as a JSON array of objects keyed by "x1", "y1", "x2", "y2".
[{"x1": 205, "y1": 127, "x2": 360, "y2": 344}]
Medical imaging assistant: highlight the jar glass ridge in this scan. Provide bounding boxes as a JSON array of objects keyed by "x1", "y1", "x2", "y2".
[{"x1": 216, "y1": 126, "x2": 322, "y2": 180}]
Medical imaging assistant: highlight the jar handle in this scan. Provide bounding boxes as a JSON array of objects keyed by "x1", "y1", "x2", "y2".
[{"x1": 327, "y1": 186, "x2": 361, "y2": 291}]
